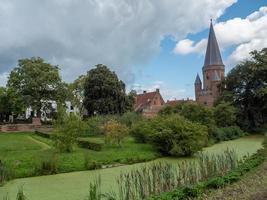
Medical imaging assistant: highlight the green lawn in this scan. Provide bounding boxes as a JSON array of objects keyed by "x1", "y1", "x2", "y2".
[
  {"x1": 0, "y1": 135, "x2": 264, "y2": 200},
  {"x1": 0, "y1": 132, "x2": 158, "y2": 178}
]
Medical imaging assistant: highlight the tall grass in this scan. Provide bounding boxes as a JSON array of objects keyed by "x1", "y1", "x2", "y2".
[
  {"x1": 0, "y1": 160, "x2": 14, "y2": 186},
  {"x1": 84, "y1": 176, "x2": 102, "y2": 200},
  {"x1": 106, "y1": 149, "x2": 239, "y2": 200},
  {"x1": 34, "y1": 155, "x2": 58, "y2": 175}
]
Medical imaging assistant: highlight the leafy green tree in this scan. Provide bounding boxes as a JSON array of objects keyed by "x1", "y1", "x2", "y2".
[
  {"x1": 214, "y1": 102, "x2": 237, "y2": 127},
  {"x1": 83, "y1": 64, "x2": 131, "y2": 116},
  {"x1": 149, "y1": 115, "x2": 208, "y2": 156},
  {"x1": 0, "y1": 87, "x2": 24, "y2": 121},
  {"x1": 179, "y1": 103, "x2": 215, "y2": 126},
  {"x1": 7, "y1": 57, "x2": 66, "y2": 117},
  {"x1": 68, "y1": 75, "x2": 87, "y2": 116},
  {"x1": 53, "y1": 106, "x2": 88, "y2": 152},
  {"x1": 218, "y1": 48, "x2": 267, "y2": 129}
]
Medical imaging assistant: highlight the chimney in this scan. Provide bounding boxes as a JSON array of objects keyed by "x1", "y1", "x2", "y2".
[
  {"x1": 156, "y1": 88, "x2": 160, "y2": 93},
  {"x1": 143, "y1": 90, "x2": 147, "y2": 94}
]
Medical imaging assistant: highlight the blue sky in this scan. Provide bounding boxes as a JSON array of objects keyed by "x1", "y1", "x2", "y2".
[{"x1": 133, "y1": 0, "x2": 267, "y2": 100}]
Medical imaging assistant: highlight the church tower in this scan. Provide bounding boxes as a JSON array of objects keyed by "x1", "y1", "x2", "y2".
[{"x1": 195, "y1": 20, "x2": 225, "y2": 106}]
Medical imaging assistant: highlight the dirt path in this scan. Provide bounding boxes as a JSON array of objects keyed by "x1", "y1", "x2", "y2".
[{"x1": 27, "y1": 136, "x2": 51, "y2": 150}]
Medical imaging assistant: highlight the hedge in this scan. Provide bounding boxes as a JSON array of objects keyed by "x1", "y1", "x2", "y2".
[{"x1": 77, "y1": 139, "x2": 103, "y2": 151}]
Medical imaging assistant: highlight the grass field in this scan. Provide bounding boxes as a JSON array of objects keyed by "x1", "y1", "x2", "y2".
[
  {"x1": 0, "y1": 135, "x2": 264, "y2": 200},
  {"x1": 0, "y1": 132, "x2": 158, "y2": 178}
]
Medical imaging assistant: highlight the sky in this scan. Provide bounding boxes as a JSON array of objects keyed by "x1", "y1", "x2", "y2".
[{"x1": 0, "y1": 0, "x2": 266, "y2": 100}]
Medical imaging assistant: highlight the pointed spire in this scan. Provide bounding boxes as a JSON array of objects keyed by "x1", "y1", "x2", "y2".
[
  {"x1": 195, "y1": 73, "x2": 202, "y2": 84},
  {"x1": 204, "y1": 20, "x2": 223, "y2": 67}
]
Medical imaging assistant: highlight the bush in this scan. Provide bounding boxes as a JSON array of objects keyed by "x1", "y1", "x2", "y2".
[
  {"x1": 35, "y1": 130, "x2": 51, "y2": 138},
  {"x1": 85, "y1": 115, "x2": 116, "y2": 136},
  {"x1": 149, "y1": 115, "x2": 208, "y2": 156},
  {"x1": 118, "y1": 112, "x2": 142, "y2": 128},
  {"x1": 102, "y1": 120, "x2": 128, "y2": 147},
  {"x1": 34, "y1": 155, "x2": 58, "y2": 175},
  {"x1": 212, "y1": 126, "x2": 246, "y2": 142},
  {"x1": 214, "y1": 102, "x2": 237, "y2": 127},
  {"x1": 130, "y1": 119, "x2": 153, "y2": 143},
  {"x1": 53, "y1": 108, "x2": 88, "y2": 152},
  {"x1": 77, "y1": 139, "x2": 103, "y2": 151}
]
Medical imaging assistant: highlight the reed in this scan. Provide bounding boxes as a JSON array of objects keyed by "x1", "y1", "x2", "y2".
[
  {"x1": 84, "y1": 176, "x2": 102, "y2": 200},
  {"x1": 106, "y1": 149, "x2": 239, "y2": 200}
]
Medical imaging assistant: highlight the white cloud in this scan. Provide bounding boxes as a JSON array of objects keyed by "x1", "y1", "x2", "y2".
[
  {"x1": 0, "y1": 0, "x2": 236, "y2": 85},
  {"x1": 174, "y1": 6, "x2": 267, "y2": 66}
]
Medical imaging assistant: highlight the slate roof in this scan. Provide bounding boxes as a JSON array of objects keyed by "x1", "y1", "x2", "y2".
[
  {"x1": 195, "y1": 74, "x2": 202, "y2": 84},
  {"x1": 204, "y1": 21, "x2": 224, "y2": 67}
]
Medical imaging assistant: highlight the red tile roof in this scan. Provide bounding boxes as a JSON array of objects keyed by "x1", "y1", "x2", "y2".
[{"x1": 135, "y1": 91, "x2": 157, "y2": 110}]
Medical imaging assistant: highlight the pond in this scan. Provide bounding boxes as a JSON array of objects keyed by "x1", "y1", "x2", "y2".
[{"x1": 0, "y1": 135, "x2": 263, "y2": 200}]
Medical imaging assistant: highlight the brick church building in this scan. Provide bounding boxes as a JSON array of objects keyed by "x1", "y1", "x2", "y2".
[{"x1": 195, "y1": 21, "x2": 225, "y2": 107}]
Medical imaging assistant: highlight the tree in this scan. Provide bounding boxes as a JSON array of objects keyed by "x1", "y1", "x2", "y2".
[
  {"x1": 102, "y1": 120, "x2": 128, "y2": 147},
  {"x1": 214, "y1": 102, "x2": 237, "y2": 127},
  {"x1": 7, "y1": 57, "x2": 66, "y2": 117},
  {"x1": 149, "y1": 115, "x2": 208, "y2": 156},
  {"x1": 0, "y1": 87, "x2": 24, "y2": 121},
  {"x1": 83, "y1": 64, "x2": 130, "y2": 116},
  {"x1": 53, "y1": 106, "x2": 88, "y2": 152},
  {"x1": 218, "y1": 48, "x2": 267, "y2": 129},
  {"x1": 68, "y1": 75, "x2": 87, "y2": 116}
]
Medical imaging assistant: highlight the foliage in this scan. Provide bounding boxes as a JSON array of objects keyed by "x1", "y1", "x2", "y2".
[
  {"x1": 218, "y1": 48, "x2": 267, "y2": 130},
  {"x1": 149, "y1": 115, "x2": 208, "y2": 156},
  {"x1": 85, "y1": 115, "x2": 116, "y2": 136},
  {"x1": 214, "y1": 102, "x2": 237, "y2": 127},
  {"x1": 53, "y1": 106, "x2": 88, "y2": 152},
  {"x1": 68, "y1": 75, "x2": 87, "y2": 116},
  {"x1": 16, "y1": 186, "x2": 26, "y2": 200},
  {"x1": 102, "y1": 120, "x2": 129, "y2": 147},
  {"x1": 83, "y1": 64, "x2": 133, "y2": 116},
  {"x1": 148, "y1": 147, "x2": 267, "y2": 200},
  {"x1": 84, "y1": 176, "x2": 102, "y2": 200},
  {"x1": 211, "y1": 126, "x2": 246, "y2": 142},
  {"x1": 7, "y1": 57, "x2": 67, "y2": 117},
  {"x1": 77, "y1": 139, "x2": 103, "y2": 151},
  {"x1": 103, "y1": 150, "x2": 238, "y2": 200},
  {"x1": 0, "y1": 160, "x2": 14, "y2": 186},
  {"x1": 118, "y1": 112, "x2": 142, "y2": 128},
  {"x1": 130, "y1": 119, "x2": 153, "y2": 143},
  {"x1": 34, "y1": 154, "x2": 58, "y2": 175},
  {"x1": 0, "y1": 87, "x2": 24, "y2": 118}
]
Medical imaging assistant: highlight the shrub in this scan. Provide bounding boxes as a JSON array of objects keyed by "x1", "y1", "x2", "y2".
[
  {"x1": 102, "y1": 120, "x2": 129, "y2": 147},
  {"x1": 86, "y1": 116, "x2": 110, "y2": 136},
  {"x1": 34, "y1": 155, "x2": 58, "y2": 175},
  {"x1": 214, "y1": 102, "x2": 237, "y2": 127},
  {"x1": 77, "y1": 139, "x2": 103, "y2": 151},
  {"x1": 212, "y1": 126, "x2": 246, "y2": 142},
  {"x1": 53, "y1": 109, "x2": 88, "y2": 152},
  {"x1": 35, "y1": 130, "x2": 51, "y2": 138},
  {"x1": 118, "y1": 112, "x2": 142, "y2": 128},
  {"x1": 149, "y1": 115, "x2": 208, "y2": 156},
  {"x1": 130, "y1": 119, "x2": 153, "y2": 143}
]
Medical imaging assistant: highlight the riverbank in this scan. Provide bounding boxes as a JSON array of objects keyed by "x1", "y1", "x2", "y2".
[{"x1": 0, "y1": 135, "x2": 263, "y2": 200}]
